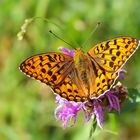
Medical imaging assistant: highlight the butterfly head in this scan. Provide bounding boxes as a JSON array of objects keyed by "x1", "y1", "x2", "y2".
[
  {"x1": 74, "y1": 48, "x2": 84, "y2": 58},
  {"x1": 74, "y1": 48, "x2": 88, "y2": 67},
  {"x1": 74, "y1": 48, "x2": 84, "y2": 54}
]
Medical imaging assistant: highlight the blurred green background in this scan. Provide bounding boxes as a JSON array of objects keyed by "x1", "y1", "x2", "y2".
[{"x1": 1, "y1": 0, "x2": 140, "y2": 140}]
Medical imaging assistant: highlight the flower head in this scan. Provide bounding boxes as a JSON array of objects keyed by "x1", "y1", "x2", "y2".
[
  {"x1": 17, "y1": 18, "x2": 34, "y2": 40},
  {"x1": 54, "y1": 47, "x2": 128, "y2": 128},
  {"x1": 55, "y1": 95, "x2": 91, "y2": 128}
]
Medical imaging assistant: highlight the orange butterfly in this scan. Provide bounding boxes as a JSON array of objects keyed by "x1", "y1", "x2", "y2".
[{"x1": 19, "y1": 36, "x2": 139, "y2": 102}]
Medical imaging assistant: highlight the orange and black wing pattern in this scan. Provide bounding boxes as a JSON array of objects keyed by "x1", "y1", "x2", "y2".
[
  {"x1": 20, "y1": 52, "x2": 88, "y2": 102},
  {"x1": 88, "y1": 36, "x2": 139, "y2": 98}
]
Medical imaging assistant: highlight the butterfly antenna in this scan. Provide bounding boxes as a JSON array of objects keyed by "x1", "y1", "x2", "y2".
[
  {"x1": 49, "y1": 30, "x2": 75, "y2": 49},
  {"x1": 82, "y1": 22, "x2": 101, "y2": 47}
]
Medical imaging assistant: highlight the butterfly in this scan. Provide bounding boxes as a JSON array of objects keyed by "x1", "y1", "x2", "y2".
[{"x1": 19, "y1": 36, "x2": 139, "y2": 102}]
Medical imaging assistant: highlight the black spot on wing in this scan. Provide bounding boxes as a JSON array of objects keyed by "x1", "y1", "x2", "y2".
[{"x1": 41, "y1": 68, "x2": 46, "y2": 73}]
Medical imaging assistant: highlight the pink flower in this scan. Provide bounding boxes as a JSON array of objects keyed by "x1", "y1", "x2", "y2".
[{"x1": 54, "y1": 47, "x2": 128, "y2": 128}]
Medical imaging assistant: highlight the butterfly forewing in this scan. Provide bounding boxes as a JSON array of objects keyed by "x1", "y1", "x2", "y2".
[
  {"x1": 20, "y1": 53, "x2": 72, "y2": 85},
  {"x1": 88, "y1": 37, "x2": 139, "y2": 72}
]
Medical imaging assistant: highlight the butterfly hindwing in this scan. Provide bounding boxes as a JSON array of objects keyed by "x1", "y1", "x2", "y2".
[
  {"x1": 90, "y1": 69, "x2": 119, "y2": 98},
  {"x1": 53, "y1": 75, "x2": 88, "y2": 102}
]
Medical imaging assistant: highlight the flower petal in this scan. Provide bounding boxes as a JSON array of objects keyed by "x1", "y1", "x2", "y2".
[
  {"x1": 93, "y1": 100, "x2": 104, "y2": 128},
  {"x1": 82, "y1": 105, "x2": 92, "y2": 124},
  {"x1": 106, "y1": 92, "x2": 120, "y2": 112},
  {"x1": 58, "y1": 46, "x2": 75, "y2": 57},
  {"x1": 117, "y1": 69, "x2": 127, "y2": 80}
]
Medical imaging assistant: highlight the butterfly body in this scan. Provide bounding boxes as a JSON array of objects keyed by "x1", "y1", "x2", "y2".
[
  {"x1": 73, "y1": 48, "x2": 96, "y2": 98},
  {"x1": 20, "y1": 36, "x2": 139, "y2": 102}
]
